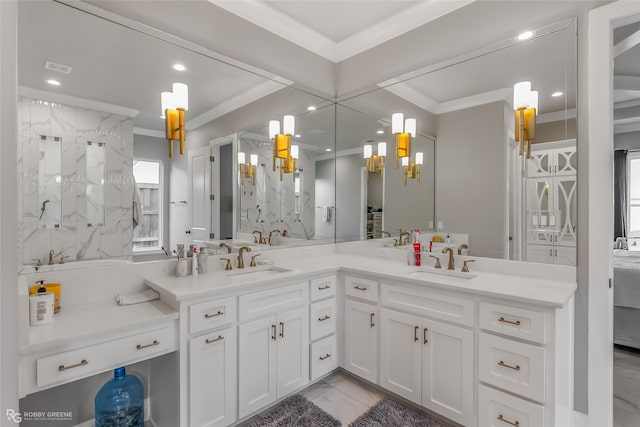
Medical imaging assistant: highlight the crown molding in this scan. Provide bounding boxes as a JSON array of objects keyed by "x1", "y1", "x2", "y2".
[{"x1": 133, "y1": 127, "x2": 165, "y2": 138}]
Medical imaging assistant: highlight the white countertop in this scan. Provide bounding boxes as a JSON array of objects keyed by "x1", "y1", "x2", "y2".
[{"x1": 145, "y1": 250, "x2": 576, "y2": 308}]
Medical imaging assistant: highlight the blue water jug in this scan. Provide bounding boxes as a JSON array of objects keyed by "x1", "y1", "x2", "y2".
[{"x1": 94, "y1": 367, "x2": 144, "y2": 426}]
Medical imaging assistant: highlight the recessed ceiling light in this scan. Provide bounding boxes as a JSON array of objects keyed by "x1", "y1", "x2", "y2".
[
  {"x1": 518, "y1": 31, "x2": 533, "y2": 41},
  {"x1": 46, "y1": 79, "x2": 61, "y2": 86},
  {"x1": 551, "y1": 91, "x2": 564, "y2": 97},
  {"x1": 376, "y1": 130, "x2": 384, "y2": 134},
  {"x1": 325, "y1": 148, "x2": 332, "y2": 152},
  {"x1": 294, "y1": 134, "x2": 301, "y2": 138},
  {"x1": 173, "y1": 63, "x2": 186, "y2": 71},
  {"x1": 307, "y1": 106, "x2": 317, "y2": 111}
]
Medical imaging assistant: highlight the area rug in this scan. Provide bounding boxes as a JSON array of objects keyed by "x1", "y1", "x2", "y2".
[
  {"x1": 247, "y1": 394, "x2": 342, "y2": 427},
  {"x1": 349, "y1": 398, "x2": 446, "y2": 427}
]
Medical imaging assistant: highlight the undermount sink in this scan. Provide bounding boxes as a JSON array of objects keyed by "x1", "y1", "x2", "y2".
[
  {"x1": 225, "y1": 265, "x2": 292, "y2": 278},
  {"x1": 408, "y1": 268, "x2": 477, "y2": 281}
]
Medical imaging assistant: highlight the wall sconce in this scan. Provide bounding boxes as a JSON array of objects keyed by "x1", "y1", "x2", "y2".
[
  {"x1": 513, "y1": 81, "x2": 537, "y2": 159},
  {"x1": 392, "y1": 113, "x2": 416, "y2": 168},
  {"x1": 363, "y1": 142, "x2": 386, "y2": 179},
  {"x1": 280, "y1": 145, "x2": 299, "y2": 181},
  {"x1": 402, "y1": 152, "x2": 423, "y2": 186},
  {"x1": 269, "y1": 115, "x2": 295, "y2": 175},
  {"x1": 161, "y1": 83, "x2": 189, "y2": 158},
  {"x1": 238, "y1": 152, "x2": 258, "y2": 186}
]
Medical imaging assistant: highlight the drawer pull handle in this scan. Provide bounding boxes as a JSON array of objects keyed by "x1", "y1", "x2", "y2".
[
  {"x1": 279, "y1": 322, "x2": 285, "y2": 338},
  {"x1": 353, "y1": 285, "x2": 367, "y2": 291},
  {"x1": 136, "y1": 340, "x2": 159, "y2": 350},
  {"x1": 205, "y1": 310, "x2": 224, "y2": 319},
  {"x1": 318, "y1": 315, "x2": 331, "y2": 322},
  {"x1": 414, "y1": 326, "x2": 419, "y2": 342},
  {"x1": 205, "y1": 335, "x2": 224, "y2": 344},
  {"x1": 58, "y1": 359, "x2": 88, "y2": 372},
  {"x1": 498, "y1": 316, "x2": 521, "y2": 326},
  {"x1": 497, "y1": 414, "x2": 520, "y2": 426},
  {"x1": 370, "y1": 313, "x2": 375, "y2": 328},
  {"x1": 272, "y1": 324, "x2": 277, "y2": 341},
  {"x1": 318, "y1": 285, "x2": 331, "y2": 290},
  {"x1": 319, "y1": 353, "x2": 331, "y2": 361},
  {"x1": 498, "y1": 360, "x2": 521, "y2": 371},
  {"x1": 423, "y1": 328, "x2": 429, "y2": 344}
]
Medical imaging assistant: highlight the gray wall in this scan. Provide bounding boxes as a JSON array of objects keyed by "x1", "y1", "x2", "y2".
[
  {"x1": 537, "y1": 118, "x2": 577, "y2": 143},
  {"x1": 335, "y1": 154, "x2": 363, "y2": 242},
  {"x1": 435, "y1": 102, "x2": 508, "y2": 259},
  {"x1": 314, "y1": 158, "x2": 335, "y2": 240},
  {"x1": 614, "y1": 131, "x2": 640, "y2": 150}
]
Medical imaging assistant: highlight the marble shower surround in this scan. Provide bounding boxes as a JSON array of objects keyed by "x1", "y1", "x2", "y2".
[{"x1": 18, "y1": 96, "x2": 134, "y2": 265}]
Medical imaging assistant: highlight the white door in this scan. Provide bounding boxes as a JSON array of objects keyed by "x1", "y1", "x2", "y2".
[
  {"x1": 380, "y1": 309, "x2": 422, "y2": 404},
  {"x1": 238, "y1": 315, "x2": 277, "y2": 419},
  {"x1": 188, "y1": 146, "x2": 213, "y2": 242},
  {"x1": 276, "y1": 306, "x2": 309, "y2": 397},
  {"x1": 422, "y1": 319, "x2": 473, "y2": 426},
  {"x1": 189, "y1": 327, "x2": 237, "y2": 427},
  {"x1": 344, "y1": 299, "x2": 378, "y2": 383}
]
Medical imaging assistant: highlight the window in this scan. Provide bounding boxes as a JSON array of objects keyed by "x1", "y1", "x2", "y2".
[{"x1": 133, "y1": 160, "x2": 163, "y2": 251}]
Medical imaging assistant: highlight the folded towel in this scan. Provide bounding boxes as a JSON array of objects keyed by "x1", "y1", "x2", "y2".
[
  {"x1": 322, "y1": 206, "x2": 331, "y2": 222},
  {"x1": 116, "y1": 288, "x2": 160, "y2": 306}
]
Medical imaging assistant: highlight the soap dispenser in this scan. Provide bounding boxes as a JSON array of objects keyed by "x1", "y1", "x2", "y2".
[{"x1": 29, "y1": 281, "x2": 54, "y2": 325}]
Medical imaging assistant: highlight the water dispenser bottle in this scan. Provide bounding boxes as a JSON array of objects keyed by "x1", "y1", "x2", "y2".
[{"x1": 95, "y1": 367, "x2": 144, "y2": 426}]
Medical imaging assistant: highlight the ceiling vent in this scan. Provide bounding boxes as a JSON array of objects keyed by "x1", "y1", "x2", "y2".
[{"x1": 44, "y1": 60, "x2": 72, "y2": 74}]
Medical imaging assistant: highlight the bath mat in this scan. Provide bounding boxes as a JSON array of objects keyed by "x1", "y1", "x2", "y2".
[
  {"x1": 247, "y1": 394, "x2": 342, "y2": 427},
  {"x1": 349, "y1": 398, "x2": 446, "y2": 427}
]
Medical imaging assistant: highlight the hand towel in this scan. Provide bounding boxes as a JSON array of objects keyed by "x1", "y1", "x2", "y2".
[{"x1": 116, "y1": 288, "x2": 160, "y2": 306}]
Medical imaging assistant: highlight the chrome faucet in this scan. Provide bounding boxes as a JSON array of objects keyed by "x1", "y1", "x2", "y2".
[
  {"x1": 442, "y1": 247, "x2": 455, "y2": 270},
  {"x1": 457, "y1": 244, "x2": 469, "y2": 255},
  {"x1": 237, "y1": 246, "x2": 252, "y2": 269},
  {"x1": 252, "y1": 230, "x2": 266, "y2": 244},
  {"x1": 399, "y1": 231, "x2": 411, "y2": 245},
  {"x1": 219, "y1": 242, "x2": 232, "y2": 253}
]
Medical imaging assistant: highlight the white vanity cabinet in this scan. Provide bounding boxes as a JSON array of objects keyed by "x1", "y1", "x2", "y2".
[
  {"x1": 344, "y1": 282, "x2": 379, "y2": 383},
  {"x1": 309, "y1": 276, "x2": 338, "y2": 380},
  {"x1": 238, "y1": 284, "x2": 309, "y2": 419},
  {"x1": 379, "y1": 294, "x2": 473, "y2": 426}
]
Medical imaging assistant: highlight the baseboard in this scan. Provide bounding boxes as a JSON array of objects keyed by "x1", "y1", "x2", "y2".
[{"x1": 573, "y1": 410, "x2": 589, "y2": 427}]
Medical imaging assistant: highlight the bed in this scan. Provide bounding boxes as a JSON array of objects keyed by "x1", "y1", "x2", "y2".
[{"x1": 614, "y1": 250, "x2": 640, "y2": 349}]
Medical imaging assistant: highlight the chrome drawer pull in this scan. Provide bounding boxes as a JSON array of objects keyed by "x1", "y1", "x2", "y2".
[
  {"x1": 58, "y1": 359, "x2": 88, "y2": 372},
  {"x1": 498, "y1": 316, "x2": 521, "y2": 326},
  {"x1": 353, "y1": 285, "x2": 367, "y2": 291},
  {"x1": 204, "y1": 310, "x2": 224, "y2": 319},
  {"x1": 498, "y1": 360, "x2": 521, "y2": 371},
  {"x1": 497, "y1": 414, "x2": 520, "y2": 426},
  {"x1": 318, "y1": 285, "x2": 331, "y2": 290},
  {"x1": 318, "y1": 315, "x2": 331, "y2": 322},
  {"x1": 319, "y1": 353, "x2": 331, "y2": 361},
  {"x1": 136, "y1": 340, "x2": 159, "y2": 350},
  {"x1": 205, "y1": 335, "x2": 224, "y2": 344}
]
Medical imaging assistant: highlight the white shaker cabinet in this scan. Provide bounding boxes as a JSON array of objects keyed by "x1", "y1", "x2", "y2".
[
  {"x1": 238, "y1": 306, "x2": 309, "y2": 419},
  {"x1": 189, "y1": 326, "x2": 237, "y2": 427},
  {"x1": 380, "y1": 308, "x2": 473, "y2": 426},
  {"x1": 344, "y1": 298, "x2": 378, "y2": 383}
]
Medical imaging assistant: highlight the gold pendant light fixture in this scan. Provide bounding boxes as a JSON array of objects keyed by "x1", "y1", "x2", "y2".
[
  {"x1": 269, "y1": 115, "x2": 298, "y2": 181},
  {"x1": 402, "y1": 152, "x2": 423, "y2": 186},
  {"x1": 238, "y1": 152, "x2": 258, "y2": 186},
  {"x1": 161, "y1": 83, "x2": 189, "y2": 158},
  {"x1": 363, "y1": 142, "x2": 386, "y2": 180},
  {"x1": 392, "y1": 113, "x2": 416, "y2": 168},
  {"x1": 513, "y1": 81, "x2": 538, "y2": 159}
]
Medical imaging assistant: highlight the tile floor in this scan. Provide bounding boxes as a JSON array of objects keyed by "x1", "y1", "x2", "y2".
[{"x1": 614, "y1": 346, "x2": 640, "y2": 427}]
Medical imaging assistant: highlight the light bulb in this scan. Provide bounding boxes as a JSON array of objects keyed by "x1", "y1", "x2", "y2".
[
  {"x1": 377, "y1": 142, "x2": 387, "y2": 157},
  {"x1": 363, "y1": 144, "x2": 373, "y2": 159},
  {"x1": 269, "y1": 120, "x2": 280, "y2": 139},
  {"x1": 392, "y1": 113, "x2": 404, "y2": 134},
  {"x1": 283, "y1": 115, "x2": 295, "y2": 135}
]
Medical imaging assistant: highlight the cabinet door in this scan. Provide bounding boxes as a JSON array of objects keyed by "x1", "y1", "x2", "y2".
[
  {"x1": 344, "y1": 299, "x2": 378, "y2": 383},
  {"x1": 554, "y1": 246, "x2": 576, "y2": 266},
  {"x1": 276, "y1": 306, "x2": 309, "y2": 398},
  {"x1": 238, "y1": 316, "x2": 277, "y2": 419},
  {"x1": 526, "y1": 245, "x2": 553, "y2": 264},
  {"x1": 189, "y1": 327, "x2": 237, "y2": 427},
  {"x1": 422, "y1": 319, "x2": 473, "y2": 426},
  {"x1": 380, "y1": 309, "x2": 422, "y2": 404}
]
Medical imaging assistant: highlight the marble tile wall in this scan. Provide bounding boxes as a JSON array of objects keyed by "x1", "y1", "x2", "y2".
[{"x1": 18, "y1": 97, "x2": 134, "y2": 265}]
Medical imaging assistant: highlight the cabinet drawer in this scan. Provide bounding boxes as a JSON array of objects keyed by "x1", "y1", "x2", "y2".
[
  {"x1": 478, "y1": 384, "x2": 544, "y2": 427},
  {"x1": 37, "y1": 325, "x2": 176, "y2": 388},
  {"x1": 310, "y1": 276, "x2": 337, "y2": 302},
  {"x1": 310, "y1": 299, "x2": 336, "y2": 341},
  {"x1": 479, "y1": 333, "x2": 546, "y2": 403},
  {"x1": 344, "y1": 276, "x2": 378, "y2": 303},
  {"x1": 480, "y1": 302, "x2": 546, "y2": 344},
  {"x1": 189, "y1": 296, "x2": 236, "y2": 334},
  {"x1": 239, "y1": 283, "x2": 309, "y2": 322},
  {"x1": 310, "y1": 335, "x2": 338, "y2": 381},
  {"x1": 381, "y1": 283, "x2": 474, "y2": 327}
]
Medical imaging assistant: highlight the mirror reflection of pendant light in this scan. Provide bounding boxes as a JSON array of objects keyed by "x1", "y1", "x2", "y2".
[
  {"x1": 270, "y1": 115, "x2": 295, "y2": 177},
  {"x1": 161, "y1": 83, "x2": 189, "y2": 158},
  {"x1": 238, "y1": 152, "x2": 258, "y2": 186},
  {"x1": 281, "y1": 144, "x2": 298, "y2": 181},
  {"x1": 402, "y1": 152, "x2": 423, "y2": 186},
  {"x1": 392, "y1": 113, "x2": 416, "y2": 168},
  {"x1": 513, "y1": 81, "x2": 538, "y2": 159},
  {"x1": 363, "y1": 142, "x2": 386, "y2": 180}
]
